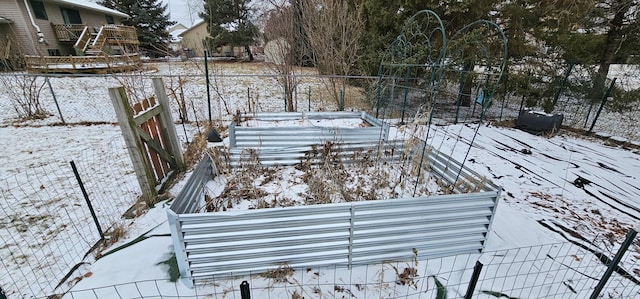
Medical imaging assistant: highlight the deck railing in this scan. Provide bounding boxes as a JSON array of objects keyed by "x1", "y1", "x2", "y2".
[
  {"x1": 51, "y1": 24, "x2": 87, "y2": 41},
  {"x1": 23, "y1": 53, "x2": 141, "y2": 73},
  {"x1": 51, "y1": 24, "x2": 138, "y2": 45},
  {"x1": 103, "y1": 25, "x2": 139, "y2": 44}
]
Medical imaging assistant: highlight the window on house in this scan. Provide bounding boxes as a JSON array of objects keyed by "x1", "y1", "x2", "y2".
[
  {"x1": 106, "y1": 15, "x2": 115, "y2": 24},
  {"x1": 30, "y1": 0, "x2": 48, "y2": 20},
  {"x1": 60, "y1": 8, "x2": 82, "y2": 24},
  {"x1": 47, "y1": 49, "x2": 61, "y2": 56}
]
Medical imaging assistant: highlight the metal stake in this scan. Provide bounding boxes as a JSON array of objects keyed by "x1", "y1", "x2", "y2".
[{"x1": 70, "y1": 160, "x2": 104, "y2": 239}]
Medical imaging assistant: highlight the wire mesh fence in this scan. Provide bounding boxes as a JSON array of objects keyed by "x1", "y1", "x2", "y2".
[
  {"x1": 0, "y1": 134, "x2": 141, "y2": 298},
  {"x1": 1, "y1": 60, "x2": 639, "y2": 298},
  {"x1": 1, "y1": 61, "x2": 638, "y2": 141},
  {"x1": 42, "y1": 232, "x2": 640, "y2": 299}
]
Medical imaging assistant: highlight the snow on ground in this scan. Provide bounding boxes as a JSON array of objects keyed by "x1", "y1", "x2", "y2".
[
  {"x1": 1, "y1": 62, "x2": 639, "y2": 298},
  {"x1": 66, "y1": 124, "x2": 640, "y2": 298}
]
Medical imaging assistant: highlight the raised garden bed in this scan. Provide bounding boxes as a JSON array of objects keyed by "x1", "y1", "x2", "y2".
[{"x1": 168, "y1": 112, "x2": 500, "y2": 287}]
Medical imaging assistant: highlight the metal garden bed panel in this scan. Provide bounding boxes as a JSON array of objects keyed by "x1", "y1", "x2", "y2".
[
  {"x1": 230, "y1": 112, "x2": 390, "y2": 149},
  {"x1": 168, "y1": 189, "x2": 499, "y2": 285},
  {"x1": 229, "y1": 140, "x2": 405, "y2": 167},
  {"x1": 169, "y1": 154, "x2": 215, "y2": 215},
  {"x1": 167, "y1": 112, "x2": 501, "y2": 287}
]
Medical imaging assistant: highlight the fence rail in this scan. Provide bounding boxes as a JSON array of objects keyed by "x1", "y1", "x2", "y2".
[{"x1": 23, "y1": 54, "x2": 141, "y2": 74}]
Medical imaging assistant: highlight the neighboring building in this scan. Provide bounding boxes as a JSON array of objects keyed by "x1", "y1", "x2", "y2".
[
  {"x1": 168, "y1": 23, "x2": 187, "y2": 53},
  {"x1": 168, "y1": 23, "x2": 188, "y2": 32},
  {"x1": 178, "y1": 20, "x2": 207, "y2": 57},
  {"x1": 178, "y1": 20, "x2": 245, "y2": 58},
  {"x1": 264, "y1": 38, "x2": 289, "y2": 65},
  {"x1": 0, "y1": 0, "x2": 141, "y2": 73}
]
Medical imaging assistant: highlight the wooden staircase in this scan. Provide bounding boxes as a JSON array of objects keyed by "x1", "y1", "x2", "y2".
[{"x1": 72, "y1": 25, "x2": 139, "y2": 56}]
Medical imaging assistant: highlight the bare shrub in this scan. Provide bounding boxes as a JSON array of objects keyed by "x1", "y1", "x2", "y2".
[
  {"x1": 0, "y1": 73, "x2": 47, "y2": 120},
  {"x1": 165, "y1": 76, "x2": 190, "y2": 123}
]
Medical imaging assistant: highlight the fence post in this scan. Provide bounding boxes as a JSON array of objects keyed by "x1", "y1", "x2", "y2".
[
  {"x1": 294, "y1": 76, "x2": 298, "y2": 112},
  {"x1": 308, "y1": 86, "x2": 311, "y2": 112},
  {"x1": 152, "y1": 78, "x2": 186, "y2": 170},
  {"x1": 589, "y1": 229, "x2": 637, "y2": 299},
  {"x1": 499, "y1": 72, "x2": 508, "y2": 121},
  {"x1": 588, "y1": 78, "x2": 617, "y2": 133},
  {"x1": 552, "y1": 63, "x2": 574, "y2": 108},
  {"x1": 454, "y1": 68, "x2": 467, "y2": 124},
  {"x1": 247, "y1": 87, "x2": 251, "y2": 112},
  {"x1": 240, "y1": 281, "x2": 251, "y2": 299},
  {"x1": 464, "y1": 261, "x2": 484, "y2": 299},
  {"x1": 109, "y1": 86, "x2": 157, "y2": 201},
  {"x1": 45, "y1": 76, "x2": 65, "y2": 124},
  {"x1": 400, "y1": 66, "x2": 411, "y2": 124},
  {"x1": 204, "y1": 50, "x2": 212, "y2": 125},
  {"x1": 70, "y1": 160, "x2": 104, "y2": 240}
]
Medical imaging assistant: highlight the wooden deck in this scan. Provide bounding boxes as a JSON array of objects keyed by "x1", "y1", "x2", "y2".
[{"x1": 24, "y1": 53, "x2": 141, "y2": 74}]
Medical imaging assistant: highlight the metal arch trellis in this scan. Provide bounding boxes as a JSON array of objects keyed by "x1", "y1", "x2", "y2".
[
  {"x1": 375, "y1": 10, "x2": 508, "y2": 190},
  {"x1": 444, "y1": 20, "x2": 508, "y2": 186},
  {"x1": 375, "y1": 10, "x2": 508, "y2": 126},
  {"x1": 445, "y1": 19, "x2": 508, "y2": 123},
  {"x1": 375, "y1": 10, "x2": 447, "y2": 124}
]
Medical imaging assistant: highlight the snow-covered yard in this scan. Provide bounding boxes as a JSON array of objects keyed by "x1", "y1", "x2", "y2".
[{"x1": 0, "y1": 62, "x2": 639, "y2": 298}]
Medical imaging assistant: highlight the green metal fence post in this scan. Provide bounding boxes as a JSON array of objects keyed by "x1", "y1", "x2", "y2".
[
  {"x1": 46, "y1": 76, "x2": 65, "y2": 125},
  {"x1": 588, "y1": 78, "x2": 616, "y2": 133},
  {"x1": 589, "y1": 229, "x2": 637, "y2": 299},
  {"x1": 552, "y1": 63, "x2": 574, "y2": 108},
  {"x1": 204, "y1": 50, "x2": 212, "y2": 125},
  {"x1": 464, "y1": 261, "x2": 484, "y2": 299}
]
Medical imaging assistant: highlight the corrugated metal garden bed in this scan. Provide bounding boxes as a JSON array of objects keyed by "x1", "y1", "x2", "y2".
[{"x1": 168, "y1": 112, "x2": 500, "y2": 287}]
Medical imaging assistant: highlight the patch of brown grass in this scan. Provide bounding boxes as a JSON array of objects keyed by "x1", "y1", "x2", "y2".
[
  {"x1": 260, "y1": 264, "x2": 295, "y2": 284},
  {"x1": 95, "y1": 223, "x2": 128, "y2": 258}
]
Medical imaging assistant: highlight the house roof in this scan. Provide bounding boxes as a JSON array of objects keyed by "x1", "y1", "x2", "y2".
[
  {"x1": 170, "y1": 29, "x2": 187, "y2": 40},
  {"x1": 47, "y1": 0, "x2": 129, "y2": 18},
  {"x1": 0, "y1": 16, "x2": 13, "y2": 24},
  {"x1": 178, "y1": 20, "x2": 206, "y2": 37},
  {"x1": 169, "y1": 23, "x2": 188, "y2": 33}
]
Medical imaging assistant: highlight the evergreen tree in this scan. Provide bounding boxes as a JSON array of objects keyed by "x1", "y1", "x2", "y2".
[
  {"x1": 201, "y1": 0, "x2": 259, "y2": 60},
  {"x1": 99, "y1": 0, "x2": 176, "y2": 57}
]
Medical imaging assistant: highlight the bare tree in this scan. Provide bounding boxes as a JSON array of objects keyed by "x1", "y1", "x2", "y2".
[
  {"x1": 263, "y1": 0, "x2": 305, "y2": 112},
  {"x1": 301, "y1": 0, "x2": 363, "y2": 110}
]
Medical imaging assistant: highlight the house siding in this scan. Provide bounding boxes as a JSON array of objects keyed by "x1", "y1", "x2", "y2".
[
  {"x1": 1, "y1": 0, "x2": 127, "y2": 56},
  {"x1": 179, "y1": 22, "x2": 245, "y2": 58},
  {"x1": 180, "y1": 22, "x2": 208, "y2": 56},
  {"x1": 0, "y1": 0, "x2": 39, "y2": 55}
]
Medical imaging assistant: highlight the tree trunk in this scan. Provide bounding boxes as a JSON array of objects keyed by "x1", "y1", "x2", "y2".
[
  {"x1": 592, "y1": 1, "x2": 628, "y2": 103},
  {"x1": 459, "y1": 59, "x2": 475, "y2": 107},
  {"x1": 245, "y1": 45, "x2": 254, "y2": 61}
]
